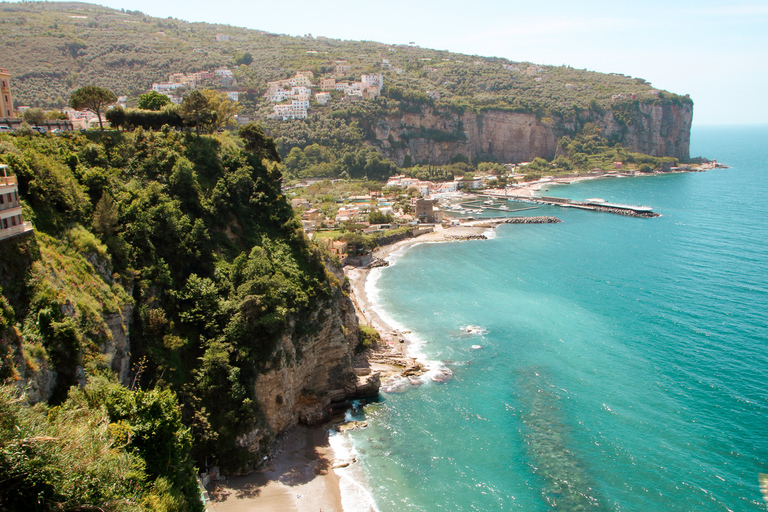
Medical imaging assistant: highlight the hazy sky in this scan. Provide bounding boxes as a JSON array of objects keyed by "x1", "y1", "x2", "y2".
[{"x1": 42, "y1": 0, "x2": 768, "y2": 125}]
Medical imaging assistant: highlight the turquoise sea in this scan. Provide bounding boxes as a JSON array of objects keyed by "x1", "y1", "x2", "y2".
[{"x1": 338, "y1": 125, "x2": 768, "y2": 511}]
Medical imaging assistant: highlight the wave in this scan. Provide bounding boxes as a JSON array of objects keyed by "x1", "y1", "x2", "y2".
[{"x1": 329, "y1": 432, "x2": 381, "y2": 512}]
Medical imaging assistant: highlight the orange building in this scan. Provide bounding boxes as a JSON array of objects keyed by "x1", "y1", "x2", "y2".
[{"x1": 0, "y1": 68, "x2": 13, "y2": 118}]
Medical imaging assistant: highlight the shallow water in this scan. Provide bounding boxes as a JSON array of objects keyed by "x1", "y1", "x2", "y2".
[{"x1": 346, "y1": 125, "x2": 768, "y2": 511}]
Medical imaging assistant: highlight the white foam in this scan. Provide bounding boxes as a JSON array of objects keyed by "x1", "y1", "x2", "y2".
[
  {"x1": 329, "y1": 432, "x2": 381, "y2": 512},
  {"x1": 366, "y1": 255, "x2": 454, "y2": 389},
  {"x1": 460, "y1": 324, "x2": 488, "y2": 336},
  {"x1": 483, "y1": 227, "x2": 497, "y2": 240}
]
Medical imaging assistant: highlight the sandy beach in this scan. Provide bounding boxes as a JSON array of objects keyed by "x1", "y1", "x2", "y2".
[
  {"x1": 208, "y1": 426, "x2": 343, "y2": 512},
  {"x1": 346, "y1": 224, "x2": 489, "y2": 346}
]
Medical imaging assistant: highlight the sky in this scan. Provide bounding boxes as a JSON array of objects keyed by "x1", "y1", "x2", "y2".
[{"x1": 39, "y1": 0, "x2": 768, "y2": 125}]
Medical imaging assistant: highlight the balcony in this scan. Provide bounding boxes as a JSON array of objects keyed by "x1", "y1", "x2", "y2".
[{"x1": 0, "y1": 175, "x2": 17, "y2": 187}]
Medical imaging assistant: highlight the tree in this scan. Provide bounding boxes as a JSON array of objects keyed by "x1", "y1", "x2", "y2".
[
  {"x1": 234, "y1": 52, "x2": 253, "y2": 66},
  {"x1": 69, "y1": 86, "x2": 117, "y2": 130},
  {"x1": 138, "y1": 91, "x2": 171, "y2": 111},
  {"x1": 180, "y1": 90, "x2": 215, "y2": 135},
  {"x1": 22, "y1": 107, "x2": 46, "y2": 126},
  {"x1": 104, "y1": 105, "x2": 126, "y2": 131},
  {"x1": 201, "y1": 89, "x2": 240, "y2": 132},
  {"x1": 238, "y1": 123, "x2": 280, "y2": 162}
]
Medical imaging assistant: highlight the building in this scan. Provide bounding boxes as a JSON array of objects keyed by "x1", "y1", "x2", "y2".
[
  {"x1": 294, "y1": 75, "x2": 312, "y2": 87},
  {"x1": 152, "y1": 82, "x2": 185, "y2": 94},
  {"x1": 414, "y1": 198, "x2": 443, "y2": 224},
  {"x1": 320, "y1": 78, "x2": 336, "y2": 91},
  {"x1": 315, "y1": 92, "x2": 331, "y2": 105},
  {"x1": 0, "y1": 68, "x2": 13, "y2": 118},
  {"x1": 214, "y1": 34, "x2": 230, "y2": 42},
  {"x1": 361, "y1": 73, "x2": 383, "y2": 94},
  {"x1": 0, "y1": 164, "x2": 33, "y2": 241},
  {"x1": 226, "y1": 91, "x2": 239, "y2": 102},
  {"x1": 334, "y1": 61, "x2": 352, "y2": 75}
]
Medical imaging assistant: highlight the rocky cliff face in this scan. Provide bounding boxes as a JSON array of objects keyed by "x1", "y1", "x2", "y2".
[
  {"x1": 252, "y1": 290, "x2": 360, "y2": 435},
  {"x1": 372, "y1": 102, "x2": 692, "y2": 165},
  {"x1": 235, "y1": 273, "x2": 377, "y2": 463}
]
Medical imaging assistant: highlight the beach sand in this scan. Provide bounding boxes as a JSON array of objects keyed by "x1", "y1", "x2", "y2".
[
  {"x1": 207, "y1": 224, "x2": 489, "y2": 512},
  {"x1": 208, "y1": 426, "x2": 342, "y2": 512}
]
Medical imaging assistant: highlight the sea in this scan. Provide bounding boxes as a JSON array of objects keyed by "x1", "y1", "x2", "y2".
[{"x1": 333, "y1": 125, "x2": 768, "y2": 512}]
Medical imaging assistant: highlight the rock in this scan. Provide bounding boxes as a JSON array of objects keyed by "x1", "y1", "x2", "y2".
[{"x1": 355, "y1": 371, "x2": 381, "y2": 398}]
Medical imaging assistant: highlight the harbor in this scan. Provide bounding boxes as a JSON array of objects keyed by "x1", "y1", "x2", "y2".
[{"x1": 471, "y1": 192, "x2": 659, "y2": 218}]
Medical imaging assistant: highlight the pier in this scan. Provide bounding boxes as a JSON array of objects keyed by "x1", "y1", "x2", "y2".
[{"x1": 477, "y1": 192, "x2": 659, "y2": 218}]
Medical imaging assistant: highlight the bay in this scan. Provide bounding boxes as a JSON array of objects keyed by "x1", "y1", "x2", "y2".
[{"x1": 344, "y1": 125, "x2": 768, "y2": 511}]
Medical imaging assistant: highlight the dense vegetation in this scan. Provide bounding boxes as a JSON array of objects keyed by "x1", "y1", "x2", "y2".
[{"x1": 0, "y1": 124, "x2": 344, "y2": 509}]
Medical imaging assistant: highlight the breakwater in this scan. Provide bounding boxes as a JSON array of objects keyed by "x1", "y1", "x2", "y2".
[{"x1": 501, "y1": 216, "x2": 563, "y2": 224}]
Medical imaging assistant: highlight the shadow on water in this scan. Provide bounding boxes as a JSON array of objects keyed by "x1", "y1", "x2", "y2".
[{"x1": 515, "y1": 368, "x2": 608, "y2": 512}]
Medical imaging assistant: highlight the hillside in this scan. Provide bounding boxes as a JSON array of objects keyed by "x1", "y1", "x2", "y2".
[
  {"x1": 0, "y1": 1, "x2": 693, "y2": 169},
  {"x1": 0, "y1": 124, "x2": 380, "y2": 509}
]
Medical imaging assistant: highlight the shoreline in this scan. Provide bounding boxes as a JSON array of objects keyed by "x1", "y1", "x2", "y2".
[
  {"x1": 205, "y1": 225, "x2": 490, "y2": 512},
  {"x1": 346, "y1": 224, "x2": 491, "y2": 390},
  {"x1": 209, "y1": 164, "x2": 727, "y2": 511}
]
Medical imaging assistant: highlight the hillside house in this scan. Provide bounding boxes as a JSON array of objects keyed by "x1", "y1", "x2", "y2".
[
  {"x1": 334, "y1": 61, "x2": 352, "y2": 75},
  {"x1": 0, "y1": 68, "x2": 14, "y2": 118},
  {"x1": 320, "y1": 78, "x2": 336, "y2": 91}
]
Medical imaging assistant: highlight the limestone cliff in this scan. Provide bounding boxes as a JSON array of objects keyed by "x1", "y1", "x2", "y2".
[
  {"x1": 371, "y1": 102, "x2": 692, "y2": 165},
  {"x1": 234, "y1": 271, "x2": 377, "y2": 463},
  {"x1": 253, "y1": 290, "x2": 360, "y2": 434}
]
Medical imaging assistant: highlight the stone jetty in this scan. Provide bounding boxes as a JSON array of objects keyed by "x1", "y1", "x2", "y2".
[{"x1": 501, "y1": 216, "x2": 562, "y2": 224}]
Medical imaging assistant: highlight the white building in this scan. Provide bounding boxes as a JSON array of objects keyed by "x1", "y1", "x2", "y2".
[
  {"x1": 226, "y1": 91, "x2": 239, "y2": 102},
  {"x1": 151, "y1": 82, "x2": 184, "y2": 94},
  {"x1": 315, "y1": 92, "x2": 331, "y2": 105},
  {"x1": 361, "y1": 73, "x2": 383, "y2": 94},
  {"x1": 265, "y1": 89, "x2": 292, "y2": 102},
  {"x1": 291, "y1": 86, "x2": 311, "y2": 96}
]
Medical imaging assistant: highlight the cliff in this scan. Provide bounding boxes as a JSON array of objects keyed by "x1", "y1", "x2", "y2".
[
  {"x1": 215, "y1": 269, "x2": 380, "y2": 469},
  {"x1": 372, "y1": 102, "x2": 692, "y2": 166}
]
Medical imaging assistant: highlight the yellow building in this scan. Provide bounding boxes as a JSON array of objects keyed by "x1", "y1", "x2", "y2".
[{"x1": 0, "y1": 68, "x2": 13, "y2": 118}]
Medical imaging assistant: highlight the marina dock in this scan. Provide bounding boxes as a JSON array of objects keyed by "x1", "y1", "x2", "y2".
[{"x1": 477, "y1": 193, "x2": 659, "y2": 218}]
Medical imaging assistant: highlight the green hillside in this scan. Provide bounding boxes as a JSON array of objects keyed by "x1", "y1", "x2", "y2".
[
  {"x1": 0, "y1": 124, "x2": 350, "y2": 509},
  {"x1": 0, "y1": 2, "x2": 688, "y2": 118}
]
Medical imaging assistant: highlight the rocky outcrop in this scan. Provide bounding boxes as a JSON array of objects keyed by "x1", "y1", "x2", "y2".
[
  {"x1": 371, "y1": 102, "x2": 692, "y2": 165},
  {"x1": 251, "y1": 280, "x2": 377, "y2": 437}
]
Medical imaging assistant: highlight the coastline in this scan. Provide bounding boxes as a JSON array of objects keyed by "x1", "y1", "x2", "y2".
[
  {"x1": 346, "y1": 224, "x2": 491, "y2": 390},
  {"x1": 209, "y1": 162, "x2": 732, "y2": 512},
  {"x1": 205, "y1": 225, "x2": 490, "y2": 512}
]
